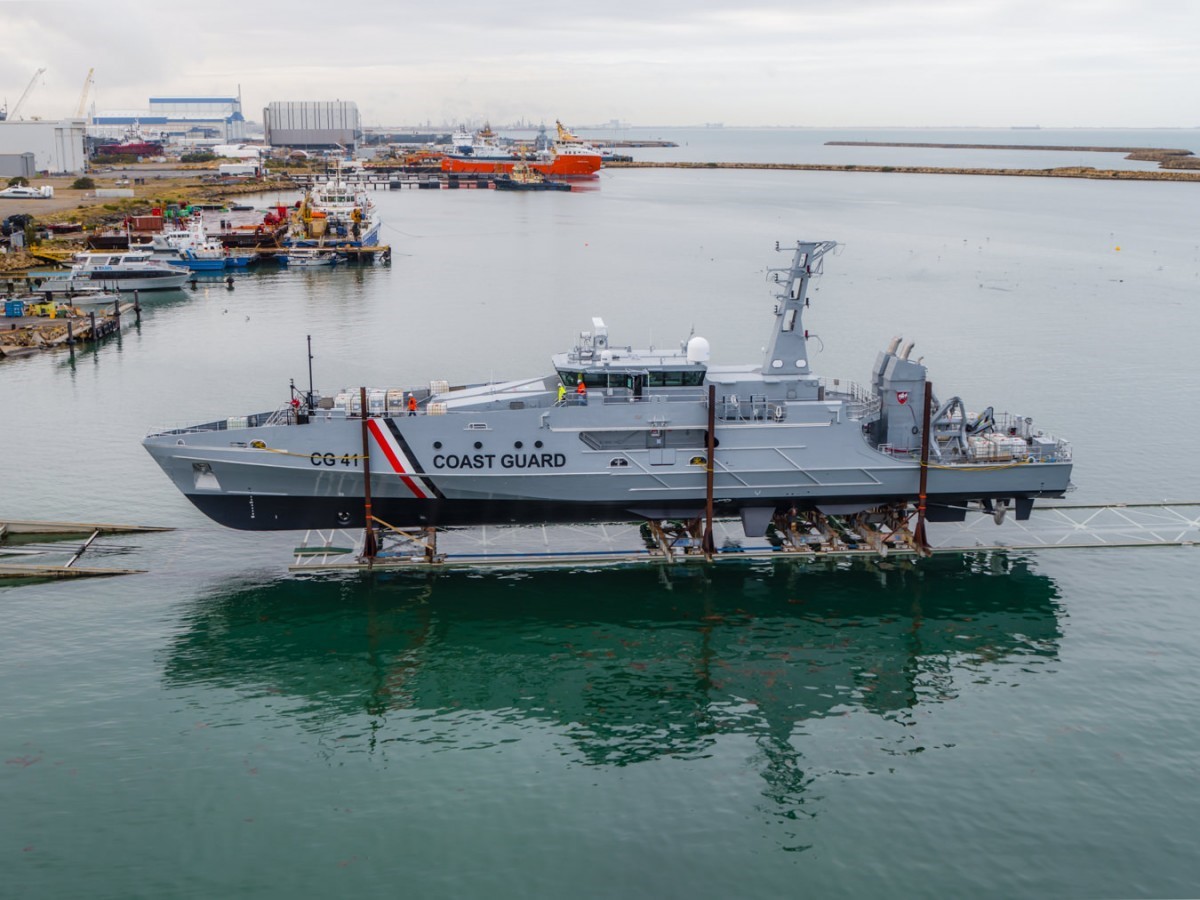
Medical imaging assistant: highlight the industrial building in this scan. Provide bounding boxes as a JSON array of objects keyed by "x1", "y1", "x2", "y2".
[
  {"x1": 0, "y1": 120, "x2": 87, "y2": 173},
  {"x1": 0, "y1": 152, "x2": 36, "y2": 179},
  {"x1": 91, "y1": 95, "x2": 247, "y2": 144},
  {"x1": 264, "y1": 101, "x2": 360, "y2": 150}
]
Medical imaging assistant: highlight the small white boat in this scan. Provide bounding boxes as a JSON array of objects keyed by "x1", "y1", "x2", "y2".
[
  {"x1": 0, "y1": 184, "x2": 54, "y2": 199},
  {"x1": 285, "y1": 249, "x2": 343, "y2": 267}
]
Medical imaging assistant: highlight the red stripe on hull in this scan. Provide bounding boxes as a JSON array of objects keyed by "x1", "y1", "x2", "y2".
[{"x1": 366, "y1": 419, "x2": 428, "y2": 499}]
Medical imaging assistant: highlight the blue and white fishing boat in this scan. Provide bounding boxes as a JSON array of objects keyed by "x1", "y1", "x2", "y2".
[{"x1": 155, "y1": 216, "x2": 229, "y2": 271}]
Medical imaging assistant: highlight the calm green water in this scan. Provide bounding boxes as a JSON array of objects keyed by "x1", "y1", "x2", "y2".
[{"x1": 4, "y1": 133, "x2": 1200, "y2": 897}]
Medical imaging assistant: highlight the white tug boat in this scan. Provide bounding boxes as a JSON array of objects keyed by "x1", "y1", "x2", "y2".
[{"x1": 143, "y1": 241, "x2": 1072, "y2": 539}]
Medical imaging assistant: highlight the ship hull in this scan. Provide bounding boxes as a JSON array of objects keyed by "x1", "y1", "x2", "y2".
[
  {"x1": 180, "y1": 484, "x2": 1066, "y2": 532},
  {"x1": 144, "y1": 406, "x2": 1071, "y2": 532},
  {"x1": 95, "y1": 142, "x2": 163, "y2": 156},
  {"x1": 442, "y1": 155, "x2": 601, "y2": 177},
  {"x1": 41, "y1": 271, "x2": 191, "y2": 291}
]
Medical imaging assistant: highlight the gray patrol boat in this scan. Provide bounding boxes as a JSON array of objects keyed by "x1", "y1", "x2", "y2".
[{"x1": 143, "y1": 241, "x2": 1072, "y2": 537}]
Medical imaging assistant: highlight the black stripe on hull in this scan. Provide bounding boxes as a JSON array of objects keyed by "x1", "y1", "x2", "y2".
[
  {"x1": 185, "y1": 490, "x2": 1067, "y2": 532},
  {"x1": 383, "y1": 418, "x2": 445, "y2": 499}
]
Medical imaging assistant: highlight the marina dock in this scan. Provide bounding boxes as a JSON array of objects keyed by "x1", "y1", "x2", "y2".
[
  {"x1": 1, "y1": 296, "x2": 141, "y2": 359},
  {"x1": 0, "y1": 519, "x2": 173, "y2": 580},
  {"x1": 287, "y1": 171, "x2": 565, "y2": 191}
]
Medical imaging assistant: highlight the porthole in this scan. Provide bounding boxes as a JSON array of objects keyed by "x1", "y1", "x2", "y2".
[
  {"x1": 514, "y1": 441, "x2": 523, "y2": 449},
  {"x1": 433, "y1": 441, "x2": 442, "y2": 449},
  {"x1": 535, "y1": 440, "x2": 544, "y2": 448},
  {"x1": 473, "y1": 441, "x2": 483, "y2": 450}
]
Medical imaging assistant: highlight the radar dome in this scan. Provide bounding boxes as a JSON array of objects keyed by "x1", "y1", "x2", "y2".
[{"x1": 686, "y1": 336, "x2": 711, "y2": 364}]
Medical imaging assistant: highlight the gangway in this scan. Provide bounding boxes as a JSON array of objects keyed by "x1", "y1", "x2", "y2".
[{"x1": 289, "y1": 502, "x2": 1200, "y2": 572}]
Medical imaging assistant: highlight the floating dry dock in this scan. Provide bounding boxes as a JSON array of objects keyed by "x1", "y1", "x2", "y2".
[
  {"x1": 289, "y1": 502, "x2": 1200, "y2": 572},
  {"x1": 0, "y1": 519, "x2": 173, "y2": 580}
]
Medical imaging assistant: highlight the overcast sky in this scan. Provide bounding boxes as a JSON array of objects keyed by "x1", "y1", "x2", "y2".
[{"x1": 1, "y1": 0, "x2": 1196, "y2": 128}]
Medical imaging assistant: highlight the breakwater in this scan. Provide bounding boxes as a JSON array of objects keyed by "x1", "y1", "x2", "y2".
[
  {"x1": 604, "y1": 160, "x2": 1200, "y2": 181},
  {"x1": 824, "y1": 140, "x2": 1200, "y2": 169}
]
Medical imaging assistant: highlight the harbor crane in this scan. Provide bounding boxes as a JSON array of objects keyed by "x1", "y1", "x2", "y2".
[
  {"x1": 75, "y1": 67, "x2": 94, "y2": 118},
  {"x1": 9, "y1": 67, "x2": 47, "y2": 121}
]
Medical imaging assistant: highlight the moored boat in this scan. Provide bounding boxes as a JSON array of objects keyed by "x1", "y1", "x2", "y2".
[
  {"x1": 40, "y1": 251, "x2": 190, "y2": 292},
  {"x1": 442, "y1": 120, "x2": 601, "y2": 177},
  {"x1": 289, "y1": 162, "x2": 381, "y2": 249},
  {"x1": 284, "y1": 248, "x2": 343, "y2": 267},
  {"x1": 493, "y1": 163, "x2": 572, "y2": 192},
  {"x1": 442, "y1": 150, "x2": 601, "y2": 177},
  {"x1": 143, "y1": 241, "x2": 1072, "y2": 535},
  {"x1": 150, "y1": 215, "x2": 229, "y2": 270}
]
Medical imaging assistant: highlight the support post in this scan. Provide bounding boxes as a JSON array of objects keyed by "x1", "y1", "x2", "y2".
[
  {"x1": 112, "y1": 296, "x2": 120, "y2": 326},
  {"x1": 133, "y1": 290, "x2": 141, "y2": 324},
  {"x1": 306, "y1": 334, "x2": 315, "y2": 408},
  {"x1": 700, "y1": 384, "x2": 715, "y2": 561},
  {"x1": 359, "y1": 386, "x2": 378, "y2": 560},
  {"x1": 88, "y1": 310, "x2": 97, "y2": 342},
  {"x1": 913, "y1": 380, "x2": 933, "y2": 555},
  {"x1": 702, "y1": 383, "x2": 716, "y2": 560}
]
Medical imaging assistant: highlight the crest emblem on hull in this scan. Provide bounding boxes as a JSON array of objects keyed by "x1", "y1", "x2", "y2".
[{"x1": 896, "y1": 391, "x2": 909, "y2": 405}]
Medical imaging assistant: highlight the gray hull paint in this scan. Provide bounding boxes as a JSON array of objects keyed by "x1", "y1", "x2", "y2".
[
  {"x1": 143, "y1": 241, "x2": 1073, "y2": 532},
  {"x1": 144, "y1": 405, "x2": 1070, "y2": 531}
]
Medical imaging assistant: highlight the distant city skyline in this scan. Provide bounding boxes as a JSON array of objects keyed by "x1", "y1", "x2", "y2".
[{"x1": 1, "y1": 0, "x2": 1196, "y2": 129}]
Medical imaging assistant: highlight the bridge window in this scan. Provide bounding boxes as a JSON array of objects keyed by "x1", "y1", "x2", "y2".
[{"x1": 646, "y1": 370, "x2": 705, "y2": 387}]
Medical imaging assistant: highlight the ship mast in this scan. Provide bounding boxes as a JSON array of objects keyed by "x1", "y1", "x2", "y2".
[{"x1": 762, "y1": 240, "x2": 836, "y2": 379}]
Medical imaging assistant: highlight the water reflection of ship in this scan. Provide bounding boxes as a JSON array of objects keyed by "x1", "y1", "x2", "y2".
[{"x1": 164, "y1": 553, "x2": 1061, "y2": 769}]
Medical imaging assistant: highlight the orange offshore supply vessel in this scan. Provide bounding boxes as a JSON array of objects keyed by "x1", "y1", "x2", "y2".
[{"x1": 441, "y1": 151, "x2": 601, "y2": 177}]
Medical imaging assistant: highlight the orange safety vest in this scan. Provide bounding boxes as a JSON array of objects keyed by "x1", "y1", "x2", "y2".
[
  {"x1": 576, "y1": 381, "x2": 586, "y2": 394},
  {"x1": 407, "y1": 395, "x2": 417, "y2": 411}
]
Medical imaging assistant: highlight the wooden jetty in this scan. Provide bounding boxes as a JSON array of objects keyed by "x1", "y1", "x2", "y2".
[
  {"x1": 0, "y1": 519, "x2": 174, "y2": 580},
  {"x1": 254, "y1": 245, "x2": 391, "y2": 263},
  {"x1": 0, "y1": 297, "x2": 141, "y2": 359},
  {"x1": 289, "y1": 171, "x2": 509, "y2": 191}
]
